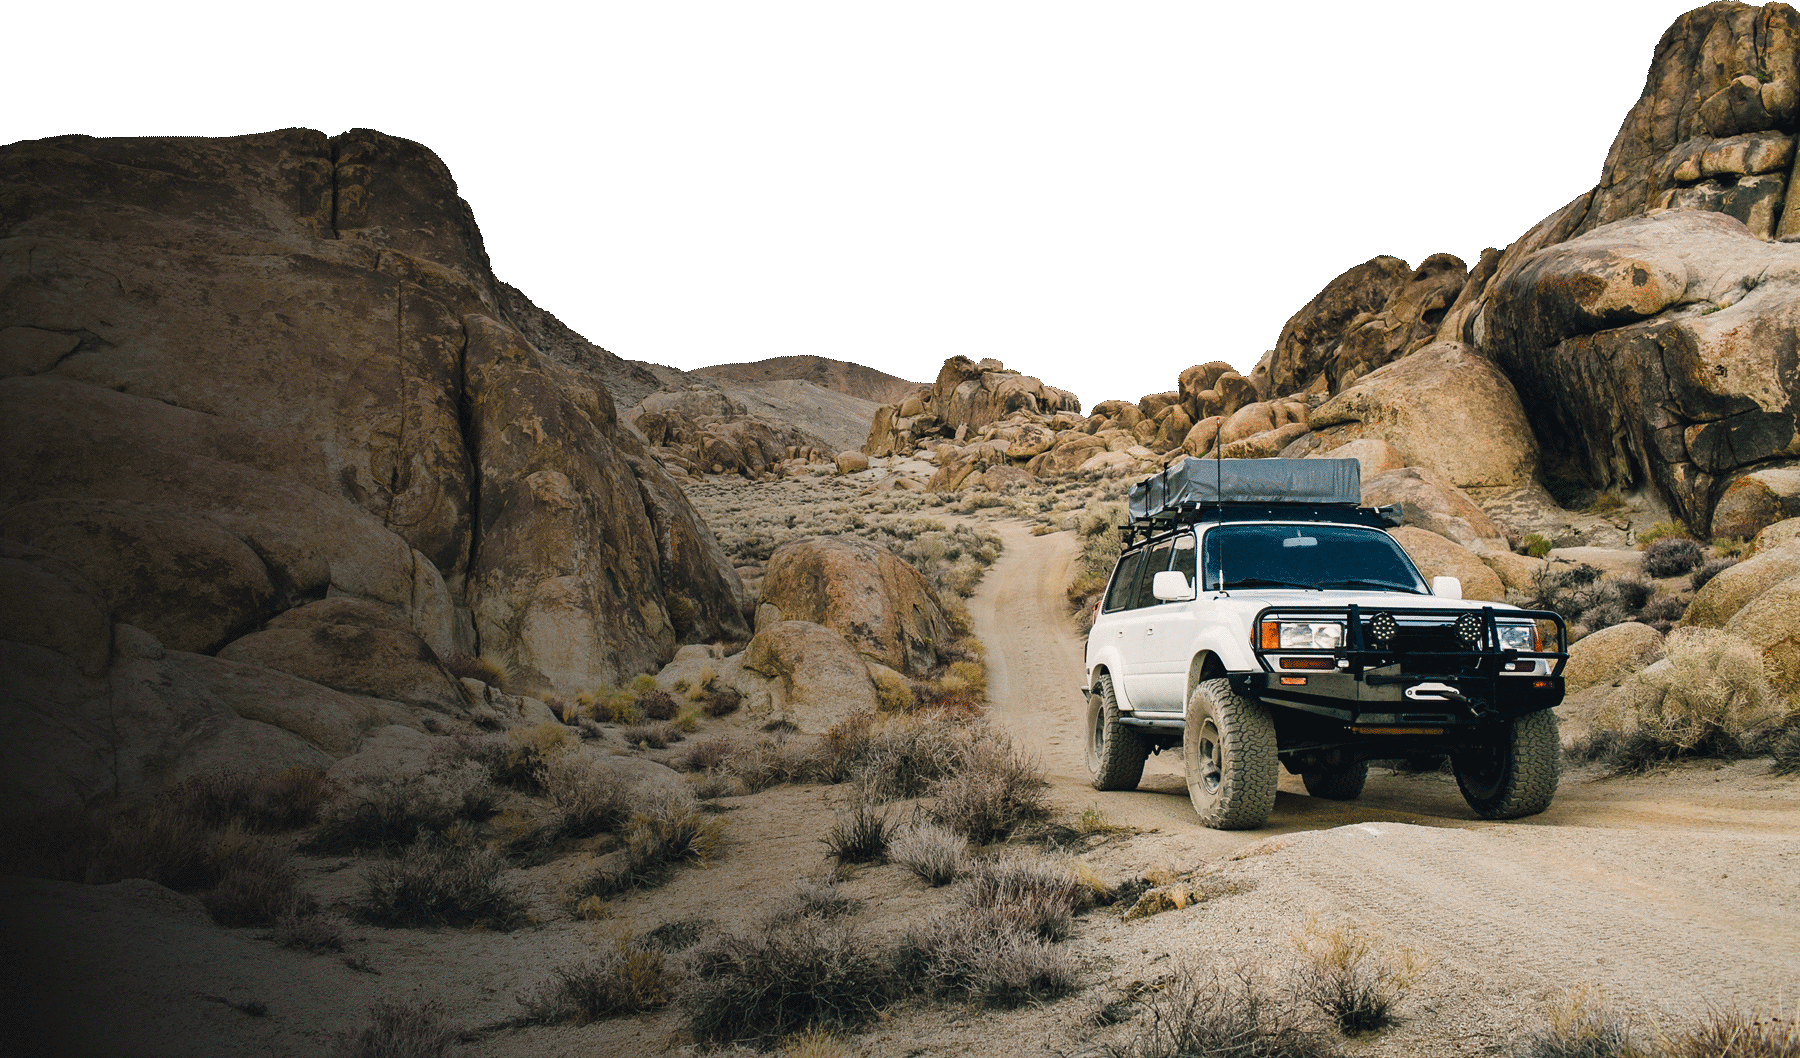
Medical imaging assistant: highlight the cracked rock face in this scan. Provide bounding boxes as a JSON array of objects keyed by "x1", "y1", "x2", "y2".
[
  {"x1": 1476, "y1": 210, "x2": 1800, "y2": 532},
  {"x1": 0, "y1": 128, "x2": 748, "y2": 803}
]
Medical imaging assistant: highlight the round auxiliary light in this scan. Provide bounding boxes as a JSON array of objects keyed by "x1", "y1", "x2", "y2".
[
  {"x1": 1368, "y1": 611, "x2": 1398, "y2": 644},
  {"x1": 1454, "y1": 612, "x2": 1484, "y2": 646}
]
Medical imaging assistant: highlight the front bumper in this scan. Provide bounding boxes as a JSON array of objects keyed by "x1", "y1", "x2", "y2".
[{"x1": 1239, "y1": 603, "x2": 1568, "y2": 725}]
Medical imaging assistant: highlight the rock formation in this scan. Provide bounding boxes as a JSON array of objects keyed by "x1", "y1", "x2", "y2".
[
  {"x1": 0, "y1": 128, "x2": 748, "y2": 806},
  {"x1": 695, "y1": 354, "x2": 921, "y2": 406},
  {"x1": 758, "y1": 536, "x2": 954, "y2": 676}
]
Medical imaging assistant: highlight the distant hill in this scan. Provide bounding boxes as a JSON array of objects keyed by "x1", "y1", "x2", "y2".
[{"x1": 696, "y1": 355, "x2": 921, "y2": 406}]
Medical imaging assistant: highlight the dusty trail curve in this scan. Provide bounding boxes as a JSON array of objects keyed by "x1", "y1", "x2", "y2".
[{"x1": 969, "y1": 517, "x2": 1800, "y2": 1043}]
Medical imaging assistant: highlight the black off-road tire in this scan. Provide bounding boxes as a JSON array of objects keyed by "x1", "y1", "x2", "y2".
[
  {"x1": 1085, "y1": 674, "x2": 1149, "y2": 791},
  {"x1": 1302, "y1": 760, "x2": 1369, "y2": 801},
  {"x1": 1451, "y1": 709, "x2": 1561, "y2": 820},
  {"x1": 1184, "y1": 678, "x2": 1278, "y2": 829}
]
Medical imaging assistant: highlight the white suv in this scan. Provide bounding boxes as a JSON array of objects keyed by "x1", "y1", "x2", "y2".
[{"x1": 1083, "y1": 458, "x2": 1567, "y2": 829}]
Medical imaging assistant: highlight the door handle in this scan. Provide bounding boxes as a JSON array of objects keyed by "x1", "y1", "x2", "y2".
[{"x1": 1146, "y1": 627, "x2": 1155, "y2": 635}]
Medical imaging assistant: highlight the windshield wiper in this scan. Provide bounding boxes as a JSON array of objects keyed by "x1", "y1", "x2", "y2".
[
  {"x1": 1225, "y1": 578, "x2": 1315, "y2": 591},
  {"x1": 1314, "y1": 578, "x2": 1425, "y2": 594}
]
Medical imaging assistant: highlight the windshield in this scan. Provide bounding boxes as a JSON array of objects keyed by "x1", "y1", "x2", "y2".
[{"x1": 1201, "y1": 523, "x2": 1426, "y2": 594}]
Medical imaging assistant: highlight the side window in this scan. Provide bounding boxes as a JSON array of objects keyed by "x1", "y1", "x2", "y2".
[
  {"x1": 1132, "y1": 538, "x2": 1174, "y2": 608},
  {"x1": 1170, "y1": 532, "x2": 1197, "y2": 588},
  {"x1": 1104, "y1": 549, "x2": 1146, "y2": 613}
]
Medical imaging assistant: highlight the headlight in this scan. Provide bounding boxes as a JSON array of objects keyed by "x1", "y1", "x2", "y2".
[
  {"x1": 1496, "y1": 623, "x2": 1539, "y2": 652},
  {"x1": 1260, "y1": 621, "x2": 1344, "y2": 650}
]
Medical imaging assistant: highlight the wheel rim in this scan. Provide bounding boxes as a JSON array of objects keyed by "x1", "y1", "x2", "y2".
[
  {"x1": 1456, "y1": 742, "x2": 1508, "y2": 799},
  {"x1": 1194, "y1": 716, "x2": 1223, "y2": 797},
  {"x1": 1090, "y1": 698, "x2": 1107, "y2": 758}
]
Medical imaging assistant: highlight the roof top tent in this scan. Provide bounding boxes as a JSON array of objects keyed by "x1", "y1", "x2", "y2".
[{"x1": 1124, "y1": 458, "x2": 1400, "y2": 538}]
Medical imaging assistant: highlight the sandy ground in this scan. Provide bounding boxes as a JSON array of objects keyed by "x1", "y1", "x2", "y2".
[{"x1": 4, "y1": 514, "x2": 1796, "y2": 1058}]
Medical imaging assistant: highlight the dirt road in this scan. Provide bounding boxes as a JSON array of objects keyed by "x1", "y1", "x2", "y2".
[{"x1": 969, "y1": 519, "x2": 1800, "y2": 1048}]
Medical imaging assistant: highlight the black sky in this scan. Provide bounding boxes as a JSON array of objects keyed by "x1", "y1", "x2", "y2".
[{"x1": 14, "y1": 4, "x2": 1713, "y2": 408}]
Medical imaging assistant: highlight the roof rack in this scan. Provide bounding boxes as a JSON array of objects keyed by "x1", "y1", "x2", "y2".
[{"x1": 1119, "y1": 501, "x2": 1403, "y2": 544}]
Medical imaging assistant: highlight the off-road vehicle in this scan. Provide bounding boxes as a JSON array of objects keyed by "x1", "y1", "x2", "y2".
[{"x1": 1083, "y1": 458, "x2": 1567, "y2": 829}]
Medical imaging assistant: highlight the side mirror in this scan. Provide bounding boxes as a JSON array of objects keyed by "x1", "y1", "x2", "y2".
[
  {"x1": 1152, "y1": 570, "x2": 1195, "y2": 602},
  {"x1": 1431, "y1": 576, "x2": 1463, "y2": 599}
]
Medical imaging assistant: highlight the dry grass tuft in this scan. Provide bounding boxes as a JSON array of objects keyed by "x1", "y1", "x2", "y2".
[
  {"x1": 1290, "y1": 916, "x2": 1425, "y2": 1035},
  {"x1": 957, "y1": 853, "x2": 1088, "y2": 941},
  {"x1": 307, "y1": 763, "x2": 497, "y2": 853},
  {"x1": 892, "y1": 908, "x2": 1078, "y2": 1008},
  {"x1": 521, "y1": 938, "x2": 678, "y2": 1023},
  {"x1": 926, "y1": 739, "x2": 1051, "y2": 844},
  {"x1": 1089, "y1": 965, "x2": 1340, "y2": 1058},
  {"x1": 271, "y1": 908, "x2": 347, "y2": 953},
  {"x1": 353, "y1": 836, "x2": 524, "y2": 930},
  {"x1": 822, "y1": 801, "x2": 892, "y2": 865},
  {"x1": 888, "y1": 820, "x2": 969, "y2": 885},
  {"x1": 442, "y1": 652, "x2": 506, "y2": 687},
  {"x1": 768, "y1": 878, "x2": 862, "y2": 924},
  {"x1": 577, "y1": 790, "x2": 723, "y2": 897},
  {"x1": 164, "y1": 768, "x2": 330, "y2": 832},
  {"x1": 683, "y1": 917, "x2": 892, "y2": 1047},
  {"x1": 329, "y1": 998, "x2": 454, "y2": 1058}
]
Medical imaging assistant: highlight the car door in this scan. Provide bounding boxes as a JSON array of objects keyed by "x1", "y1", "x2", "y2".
[
  {"x1": 1113, "y1": 537, "x2": 1173, "y2": 710},
  {"x1": 1135, "y1": 530, "x2": 1198, "y2": 711}
]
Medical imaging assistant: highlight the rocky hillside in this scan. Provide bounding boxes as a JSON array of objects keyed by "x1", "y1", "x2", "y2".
[
  {"x1": 0, "y1": 129, "x2": 751, "y2": 808},
  {"x1": 696, "y1": 354, "x2": 920, "y2": 406}
]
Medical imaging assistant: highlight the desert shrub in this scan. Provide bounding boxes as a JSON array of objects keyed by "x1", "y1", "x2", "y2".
[
  {"x1": 1773, "y1": 727, "x2": 1800, "y2": 776},
  {"x1": 442, "y1": 652, "x2": 506, "y2": 687},
  {"x1": 1575, "y1": 628, "x2": 1787, "y2": 771},
  {"x1": 644, "y1": 917, "x2": 709, "y2": 952},
  {"x1": 683, "y1": 918, "x2": 892, "y2": 1046},
  {"x1": 1640, "y1": 594, "x2": 1688, "y2": 632},
  {"x1": 1522, "y1": 533, "x2": 1554, "y2": 558},
  {"x1": 308, "y1": 762, "x2": 497, "y2": 853},
  {"x1": 537, "y1": 754, "x2": 637, "y2": 840},
  {"x1": 272, "y1": 908, "x2": 347, "y2": 953},
  {"x1": 1662, "y1": 1006, "x2": 1800, "y2": 1058},
  {"x1": 1692, "y1": 557, "x2": 1738, "y2": 591},
  {"x1": 330, "y1": 998, "x2": 454, "y2": 1058},
  {"x1": 353, "y1": 837, "x2": 523, "y2": 929},
  {"x1": 578, "y1": 790, "x2": 723, "y2": 897},
  {"x1": 823, "y1": 801, "x2": 891, "y2": 865},
  {"x1": 674, "y1": 737, "x2": 738, "y2": 773},
  {"x1": 1643, "y1": 537, "x2": 1704, "y2": 577},
  {"x1": 768, "y1": 878, "x2": 862, "y2": 924},
  {"x1": 1290, "y1": 917, "x2": 1424, "y2": 1035},
  {"x1": 1588, "y1": 492, "x2": 1628, "y2": 516},
  {"x1": 889, "y1": 820, "x2": 969, "y2": 885},
  {"x1": 722, "y1": 736, "x2": 816, "y2": 791},
  {"x1": 638, "y1": 688, "x2": 678, "y2": 721},
  {"x1": 578, "y1": 687, "x2": 640, "y2": 724},
  {"x1": 926, "y1": 740, "x2": 1051, "y2": 844},
  {"x1": 201, "y1": 832, "x2": 317, "y2": 927},
  {"x1": 164, "y1": 768, "x2": 330, "y2": 833},
  {"x1": 1713, "y1": 537, "x2": 1750, "y2": 558},
  {"x1": 811, "y1": 713, "x2": 878, "y2": 783},
  {"x1": 472, "y1": 723, "x2": 573, "y2": 790},
  {"x1": 619, "y1": 722, "x2": 683, "y2": 749},
  {"x1": 892, "y1": 909, "x2": 1077, "y2": 1008},
  {"x1": 956, "y1": 853, "x2": 1087, "y2": 941},
  {"x1": 1636, "y1": 521, "x2": 1688, "y2": 547},
  {"x1": 857, "y1": 712, "x2": 980, "y2": 800},
  {"x1": 521, "y1": 939, "x2": 677, "y2": 1023},
  {"x1": 703, "y1": 685, "x2": 744, "y2": 717},
  {"x1": 870, "y1": 668, "x2": 917, "y2": 712},
  {"x1": 1511, "y1": 986, "x2": 1636, "y2": 1058},
  {"x1": 1088, "y1": 965, "x2": 1339, "y2": 1058}
]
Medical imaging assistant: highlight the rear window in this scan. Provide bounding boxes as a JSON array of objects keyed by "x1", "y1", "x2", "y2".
[{"x1": 1104, "y1": 549, "x2": 1146, "y2": 612}]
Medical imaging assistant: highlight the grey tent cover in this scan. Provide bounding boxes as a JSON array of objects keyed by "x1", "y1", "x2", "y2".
[{"x1": 1127, "y1": 458, "x2": 1361, "y2": 520}]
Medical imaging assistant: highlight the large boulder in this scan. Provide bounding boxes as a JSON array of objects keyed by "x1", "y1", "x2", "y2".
[
  {"x1": 759, "y1": 537, "x2": 955, "y2": 676},
  {"x1": 1388, "y1": 527, "x2": 1506, "y2": 602},
  {"x1": 1266, "y1": 254, "x2": 1468, "y2": 397},
  {"x1": 1682, "y1": 542, "x2": 1800, "y2": 627},
  {"x1": 1361, "y1": 467, "x2": 1507, "y2": 551},
  {"x1": 1562, "y1": 621, "x2": 1664, "y2": 693},
  {"x1": 1473, "y1": 211, "x2": 1800, "y2": 532},
  {"x1": 1283, "y1": 342, "x2": 1539, "y2": 494},
  {"x1": 1723, "y1": 577, "x2": 1800, "y2": 699},
  {"x1": 742, "y1": 620, "x2": 880, "y2": 731},
  {"x1": 1710, "y1": 465, "x2": 1800, "y2": 541}
]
